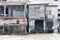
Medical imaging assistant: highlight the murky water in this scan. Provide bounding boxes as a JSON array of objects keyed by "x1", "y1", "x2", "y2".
[{"x1": 0, "y1": 33, "x2": 60, "y2": 40}]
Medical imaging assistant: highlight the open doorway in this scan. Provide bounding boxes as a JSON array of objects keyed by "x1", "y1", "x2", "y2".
[
  {"x1": 35, "y1": 20, "x2": 44, "y2": 33},
  {"x1": 6, "y1": 7, "x2": 9, "y2": 16},
  {"x1": 0, "y1": 6, "x2": 4, "y2": 16},
  {"x1": 45, "y1": 21, "x2": 54, "y2": 33}
]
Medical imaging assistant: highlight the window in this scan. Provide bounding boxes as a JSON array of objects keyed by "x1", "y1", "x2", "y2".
[
  {"x1": 0, "y1": 6, "x2": 4, "y2": 17},
  {"x1": 15, "y1": 5, "x2": 24, "y2": 11},
  {"x1": 58, "y1": 13, "x2": 60, "y2": 16},
  {"x1": 46, "y1": 10, "x2": 51, "y2": 15},
  {"x1": 55, "y1": 0, "x2": 58, "y2": 1},
  {"x1": 58, "y1": 9, "x2": 60, "y2": 12},
  {"x1": 34, "y1": 7, "x2": 40, "y2": 16},
  {"x1": 46, "y1": 10, "x2": 52, "y2": 19},
  {"x1": 13, "y1": 5, "x2": 24, "y2": 17},
  {"x1": 2, "y1": 0, "x2": 7, "y2": 1}
]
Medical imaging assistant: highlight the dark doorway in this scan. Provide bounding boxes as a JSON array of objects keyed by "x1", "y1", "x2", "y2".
[
  {"x1": 6, "y1": 7, "x2": 9, "y2": 16},
  {"x1": 45, "y1": 21, "x2": 54, "y2": 33},
  {"x1": 46, "y1": 22, "x2": 53, "y2": 29},
  {"x1": 35, "y1": 20, "x2": 44, "y2": 33},
  {"x1": 0, "y1": 6, "x2": 4, "y2": 16}
]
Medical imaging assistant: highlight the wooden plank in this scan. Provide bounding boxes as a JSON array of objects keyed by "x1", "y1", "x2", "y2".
[{"x1": 0, "y1": 16, "x2": 25, "y2": 19}]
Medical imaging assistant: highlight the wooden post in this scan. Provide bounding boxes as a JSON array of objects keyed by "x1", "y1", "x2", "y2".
[
  {"x1": 10, "y1": 6, "x2": 13, "y2": 16},
  {"x1": 4, "y1": 5, "x2": 6, "y2": 17},
  {"x1": 24, "y1": 5, "x2": 27, "y2": 33},
  {"x1": 44, "y1": 5, "x2": 46, "y2": 33},
  {"x1": 44, "y1": 20, "x2": 46, "y2": 33},
  {"x1": 3, "y1": 26, "x2": 4, "y2": 34}
]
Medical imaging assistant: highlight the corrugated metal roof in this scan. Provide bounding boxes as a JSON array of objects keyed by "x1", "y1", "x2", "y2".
[
  {"x1": 27, "y1": 1, "x2": 49, "y2": 5},
  {"x1": 28, "y1": 0, "x2": 60, "y2": 5}
]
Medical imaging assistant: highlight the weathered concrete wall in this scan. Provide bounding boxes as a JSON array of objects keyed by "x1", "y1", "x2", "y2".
[
  {"x1": 29, "y1": 5, "x2": 45, "y2": 19},
  {"x1": 46, "y1": 6, "x2": 58, "y2": 29},
  {"x1": 29, "y1": 19, "x2": 35, "y2": 32},
  {"x1": 28, "y1": 4, "x2": 45, "y2": 33}
]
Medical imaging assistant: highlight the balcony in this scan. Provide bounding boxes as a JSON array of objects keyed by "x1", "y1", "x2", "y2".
[{"x1": 0, "y1": 5, "x2": 26, "y2": 19}]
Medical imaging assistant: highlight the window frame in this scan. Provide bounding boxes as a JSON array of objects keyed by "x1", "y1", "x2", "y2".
[
  {"x1": 46, "y1": 10, "x2": 51, "y2": 15},
  {"x1": 13, "y1": 5, "x2": 25, "y2": 17}
]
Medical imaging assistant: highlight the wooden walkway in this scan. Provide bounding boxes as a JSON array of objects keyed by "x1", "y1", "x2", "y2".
[{"x1": 0, "y1": 24, "x2": 27, "y2": 35}]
